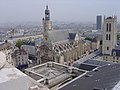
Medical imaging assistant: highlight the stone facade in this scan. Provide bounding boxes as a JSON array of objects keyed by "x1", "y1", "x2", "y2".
[
  {"x1": 102, "y1": 16, "x2": 120, "y2": 62},
  {"x1": 102, "y1": 16, "x2": 117, "y2": 55},
  {"x1": 11, "y1": 49, "x2": 29, "y2": 67}
]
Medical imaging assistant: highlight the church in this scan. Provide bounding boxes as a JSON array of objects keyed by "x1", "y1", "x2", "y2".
[{"x1": 36, "y1": 6, "x2": 91, "y2": 65}]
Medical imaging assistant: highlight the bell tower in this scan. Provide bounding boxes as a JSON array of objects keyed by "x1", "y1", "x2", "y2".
[
  {"x1": 43, "y1": 5, "x2": 52, "y2": 42},
  {"x1": 102, "y1": 16, "x2": 117, "y2": 55}
]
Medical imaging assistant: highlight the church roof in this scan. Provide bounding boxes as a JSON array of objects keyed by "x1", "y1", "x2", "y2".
[
  {"x1": 48, "y1": 29, "x2": 80, "y2": 44},
  {"x1": 69, "y1": 33, "x2": 76, "y2": 40}
]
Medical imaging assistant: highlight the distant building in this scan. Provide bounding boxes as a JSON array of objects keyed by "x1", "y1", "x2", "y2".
[{"x1": 96, "y1": 15, "x2": 102, "y2": 30}]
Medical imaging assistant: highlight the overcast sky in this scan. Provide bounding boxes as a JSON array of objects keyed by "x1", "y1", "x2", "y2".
[{"x1": 0, "y1": 0, "x2": 119, "y2": 23}]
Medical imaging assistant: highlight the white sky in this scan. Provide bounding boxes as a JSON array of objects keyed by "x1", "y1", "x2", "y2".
[{"x1": 0, "y1": 0, "x2": 119, "y2": 23}]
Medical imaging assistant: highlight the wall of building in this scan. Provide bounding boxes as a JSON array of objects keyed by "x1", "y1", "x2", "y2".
[
  {"x1": 103, "y1": 55, "x2": 120, "y2": 63},
  {"x1": 36, "y1": 39, "x2": 91, "y2": 66}
]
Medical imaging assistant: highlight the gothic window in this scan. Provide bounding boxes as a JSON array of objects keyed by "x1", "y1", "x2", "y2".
[
  {"x1": 106, "y1": 34, "x2": 108, "y2": 40},
  {"x1": 107, "y1": 46, "x2": 109, "y2": 50},
  {"x1": 109, "y1": 34, "x2": 111, "y2": 40},
  {"x1": 107, "y1": 23, "x2": 109, "y2": 31},
  {"x1": 109, "y1": 23, "x2": 111, "y2": 31}
]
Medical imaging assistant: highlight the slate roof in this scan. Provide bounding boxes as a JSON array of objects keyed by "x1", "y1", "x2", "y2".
[
  {"x1": 48, "y1": 29, "x2": 80, "y2": 43},
  {"x1": 48, "y1": 30, "x2": 69, "y2": 43},
  {"x1": 78, "y1": 63, "x2": 97, "y2": 71},
  {"x1": 112, "y1": 49, "x2": 120, "y2": 57},
  {"x1": 84, "y1": 59, "x2": 114, "y2": 66},
  {"x1": 59, "y1": 63, "x2": 120, "y2": 90},
  {"x1": 69, "y1": 33, "x2": 76, "y2": 40},
  {"x1": 73, "y1": 59, "x2": 114, "y2": 71}
]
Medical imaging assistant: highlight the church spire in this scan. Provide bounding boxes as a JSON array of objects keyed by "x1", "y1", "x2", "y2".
[
  {"x1": 45, "y1": 5, "x2": 50, "y2": 20},
  {"x1": 46, "y1": 5, "x2": 48, "y2": 9}
]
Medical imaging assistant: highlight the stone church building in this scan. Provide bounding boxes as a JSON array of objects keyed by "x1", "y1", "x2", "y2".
[{"x1": 36, "y1": 6, "x2": 91, "y2": 65}]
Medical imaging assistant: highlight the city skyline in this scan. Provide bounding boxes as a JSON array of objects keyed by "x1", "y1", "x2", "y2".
[{"x1": 0, "y1": 0, "x2": 120, "y2": 23}]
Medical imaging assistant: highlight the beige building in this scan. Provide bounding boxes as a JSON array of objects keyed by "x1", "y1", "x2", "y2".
[
  {"x1": 36, "y1": 6, "x2": 91, "y2": 66},
  {"x1": 11, "y1": 49, "x2": 29, "y2": 67}
]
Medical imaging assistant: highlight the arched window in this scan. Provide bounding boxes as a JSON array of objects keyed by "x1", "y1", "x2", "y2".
[
  {"x1": 109, "y1": 23, "x2": 111, "y2": 31},
  {"x1": 106, "y1": 23, "x2": 109, "y2": 31},
  {"x1": 107, "y1": 47, "x2": 109, "y2": 50},
  {"x1": 106, "y1": 34, "x2": 108, "y2": 40},
  {"x1": 109, "y1": 34, "x2": 111, "y2": 40}
]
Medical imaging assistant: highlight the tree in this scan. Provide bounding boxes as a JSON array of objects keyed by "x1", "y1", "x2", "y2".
[
  {"x1": 117, "y1": 34, "x2": 120, "y2": 40},
  {"x1": 15, "y1": 39, "x2": 24, "y2": 49},
  {"x1": 85, "y1": 37, "x2": 93, "y2": 41}
]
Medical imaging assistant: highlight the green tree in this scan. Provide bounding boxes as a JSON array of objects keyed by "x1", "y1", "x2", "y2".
[
  {"x1": 117, "y1": 34, "x2": 120, "y2": 40},
  {"x1": 85, "y1": 37, "x2": 93, "y2": 41},
  {"x1": 15, "y1": 39, "x2": 24, "y2": 49}
]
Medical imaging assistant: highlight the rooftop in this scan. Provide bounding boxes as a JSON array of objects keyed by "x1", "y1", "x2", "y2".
[
  {"x1": 58, "y1": 63, "x2": 120, "y2": 90},
  {"x1": 48, "y1": 29, "x2": 80, "y2": 44},
  {"x1": 25, "y1": 62, "x2": 86, "y2": 89},
  {"x1": 73, "y1": 59, "x2": 114, "y2": 71},
  {"x1": 0, "y1": 51, "x2": 49, "y2": 90}
]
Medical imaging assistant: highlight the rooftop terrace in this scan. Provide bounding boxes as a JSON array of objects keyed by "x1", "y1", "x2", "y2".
[{"x1": 25, "y1": 62, "x2": 86, "y2": 89}]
